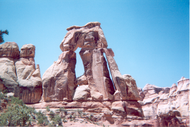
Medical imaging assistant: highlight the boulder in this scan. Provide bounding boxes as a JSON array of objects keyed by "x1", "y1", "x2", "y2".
[
  {"x1": 73, "y1": 85, "x2": 90, "y2": 101},
  {"x1": 111, "y1": 101, "x2": 126, "y2": 117},
  {"x1": 76, "y1": 75, "x2": 88, "y2": 85},
  {"x1": 123, "y1": 74, "x2": 140, "y2": 101}
]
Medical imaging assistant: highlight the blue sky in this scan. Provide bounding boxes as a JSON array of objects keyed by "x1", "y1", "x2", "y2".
[{"x1": 0, "y1": 0, "x2": 189, "y2": 89}]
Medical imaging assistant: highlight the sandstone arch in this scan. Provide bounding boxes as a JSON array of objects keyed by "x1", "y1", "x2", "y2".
[{"x1": 42, "y1": 22, "x2": 140, "y2": 102}]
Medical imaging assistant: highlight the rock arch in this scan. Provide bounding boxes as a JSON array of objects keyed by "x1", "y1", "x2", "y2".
[{"x1": 42, "y1": 22, "x2": 140, "y2": 102}]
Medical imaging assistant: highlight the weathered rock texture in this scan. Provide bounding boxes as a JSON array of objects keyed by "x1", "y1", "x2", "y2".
[
  {"x1": 15, "y1": 44, "x2": 42, "y2": 103},
  {"x1": 0, "y1": 43, "x2": 42, "y2": 104},
  {"x1": 28, "y1": 100, "x2": 144, "y2": 126},
  {"x1": 59, "y1": 22, "x2": 139, "y2": 102},
  {"x1": 42, "y1": 51, "x2": 76, "y2": 102},
  {"x1": 0, "y1": 22, "x2": 144, "y2": 125},
  {"x1": 79, "y1": 43, "x2": 114, "y2": 101},
  {"x1": 1, "y1": 22, "x2": 189, "y2": 126},
  {"x1": 42, "y1": 22, "x2": 140, "y2": 103},
  {"x1": 0, "y1": 42, "x2": 19, "y2": 92},
  {"x1": 123, "y1": 74, "x2": 140, "y2": 101},
  {"x1": 103, "y1": 48, "x2": 128, "y2": 101},
  {"x1": 139, "y1": 77, "x2": 189, "y2": 126},
  {"x1": 41, "y1": 22, "x2": 142, "y2": 123}
]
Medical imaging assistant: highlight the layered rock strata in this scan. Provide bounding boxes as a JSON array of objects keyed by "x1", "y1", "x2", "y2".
[
  {"x1": 28, "y1": 100, "x2": 144, "y2": 124},
  {"x1": 139, "y1": 77, "x2": 189, "y2": 126}
]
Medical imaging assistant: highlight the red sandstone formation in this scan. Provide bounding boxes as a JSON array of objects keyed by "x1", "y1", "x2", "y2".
[
  {"x1": 42, "y1": 50, "x2": 76, "y2": 102},
  {"x1": 0, "y1": 22, "x2": 189, "y2": 126},
  {"x1": 15, "y1": 44, "x2": 42, "y2": 103},
  {"x1": 42, "y1": 22, "x2": 140, "y2": 102},
  {"x1": 40, "y1": 22, "x2": 143, "y2": 124},
  {"x1": 0, "y1": 43, "x2": 42, "y2": 103}
]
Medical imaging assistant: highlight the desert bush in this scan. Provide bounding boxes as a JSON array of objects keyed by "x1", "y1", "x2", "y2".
[
  {"x1": 0, "y1": 103, "x2": 35, "y2": 126},
  {"x1": 46, "y1": 106, "x2": 50, "y2": 112},
  {"x1": 36, "y1": 111, "x2": 49, "y2": 126},
  {"x1": 49, "y1": 110, "x2": 55, "y2": 119},
  {"x1": 9, "y1": 96, "x2": 24, "y2": 106},
  {"x1": 53, "y1": 114, "x2": 62, "y2": 126},
  {"x1": 0, "y1": 93, "x2": 48, "y2": 126}
]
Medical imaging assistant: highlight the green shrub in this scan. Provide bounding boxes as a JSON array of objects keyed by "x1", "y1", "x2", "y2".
[
  {"x1": 52, "y1": 114, "x2": 62, "y2": 126},
  {"x1": 0, "y1": 93, "x2": 49, "y2": 126},
  {"x1": 9, "y1": 96, "x2": 24, "y2": 106},
  {"x1": 49, "y1": 110, "x2": 55, "y2": 119},
  {"x1": 46, "y1": 106, "x2": 50, "y2": 112},
  {"x1": 0, "y1": 104, "x2": 35, "y2": 126},
  {"x1": 0, "y1": 95, "x2": 36, "y2": 126},
  {"x1": 36, "y1": 111, "x2": 49, "y2": 126}
]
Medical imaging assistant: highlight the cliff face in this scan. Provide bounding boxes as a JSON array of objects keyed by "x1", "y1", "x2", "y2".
[{"x1": 138, "y1": 77, "x2": 189, "y2": 126}]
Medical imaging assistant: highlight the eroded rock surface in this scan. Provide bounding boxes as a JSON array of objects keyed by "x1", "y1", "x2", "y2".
[
  {"x1": 59, "y1": 22, "x2": 140, "y2": 101},
  {"x1": 139, "y1": 77, "x2": 189, "y2": 126},
  {"x1": 73, "y1": 85, "x2": 90, "y2": 101},
  {"x1": 1, "y1": 22, "x2": 189, "y2": 126},
  {"x1": 0, "y1": 42, "x2": 19, "y2": 92},
  {"x1": 79, "y1": 44, "x2": 114, "y2": 101},
  {"x1": 42, "y1": 51, "x2": 76, "y2": 102},
  {"x1": 15, "y1": 44, "x2": 42, "y2": 103},
  {"x1": 61, "y1": 24, "x2": 115, "y2": 101},
  {"x1": 38, "y1": 22, "x2": 144, "y2": 123},
  {"x1": 0, "y1": 22, "x2": 145, "y2": 125},
  {"x1": 40, "y1": 22, "x2": 143, "y2": 123},
  {"x1": 123, "y1": 74, "x2": 140, "y2": 101}
]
